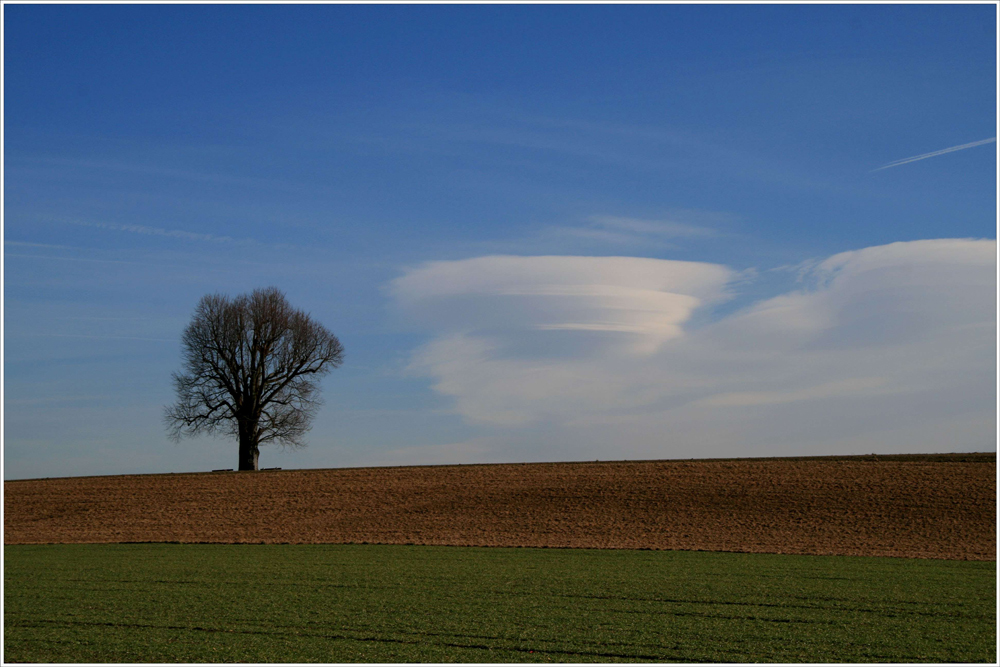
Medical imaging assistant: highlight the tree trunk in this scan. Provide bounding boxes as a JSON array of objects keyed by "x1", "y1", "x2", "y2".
[{"x1": 238, "y1": 421, "x2": 260, "y2": 471}]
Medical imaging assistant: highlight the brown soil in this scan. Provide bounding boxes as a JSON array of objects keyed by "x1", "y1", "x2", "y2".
[{"x1": 4, "y1": 454, "x2": 995, "y2": 560}]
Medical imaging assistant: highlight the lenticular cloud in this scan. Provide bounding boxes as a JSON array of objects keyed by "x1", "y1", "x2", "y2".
[
  {"x1": 392, "y1": 255, "x2": 734, "y2": 355},
  {"x1": 392, "y1": 240, "x2": 996, "y2": 458}
]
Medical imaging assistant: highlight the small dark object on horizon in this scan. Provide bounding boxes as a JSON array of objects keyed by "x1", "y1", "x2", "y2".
[
  {"x1": 211, "y1": 469, "x2": 234, "y2": 472},
  {"x1": 262, "y1": 467, "x2": 282, "y2": 471}
]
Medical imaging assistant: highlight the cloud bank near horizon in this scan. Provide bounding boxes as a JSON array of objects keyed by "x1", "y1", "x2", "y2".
[{"x1": 392, "y1": 239, "x2": 996, "y2": 461}]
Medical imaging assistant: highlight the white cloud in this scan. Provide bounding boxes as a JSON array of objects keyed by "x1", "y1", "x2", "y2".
[
  {"x1": 392, "y1": 240, "x2": 996, "y2": 459},
  {"x1": 392, "y1": 254, "x2": 734, "y2": 358}
]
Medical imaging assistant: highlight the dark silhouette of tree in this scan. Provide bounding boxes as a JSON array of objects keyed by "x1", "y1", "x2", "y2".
[{"x1": 165, "y1": 287, "x2": 344, "y2": 470}]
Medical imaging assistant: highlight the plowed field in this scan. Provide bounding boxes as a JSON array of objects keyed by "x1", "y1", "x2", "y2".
[{"x1": 5, "y1": 454, "x2": 995, "y2": 560}]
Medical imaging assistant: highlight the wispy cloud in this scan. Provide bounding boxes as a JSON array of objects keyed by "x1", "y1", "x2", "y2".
[
  {"x1": 872, "y1": 137, "x2": 996, "y2": 171},
  {"x1": 5, "y1": 395, "x2": 117, "y2": 407},
  {"x1": 4, "y1": 240, "x2": 75, "y2": 250},
  {"x1": 61, "y1": 219, "x2": 240, "y2": 244},
  {"x1": 29, "y1": 333, "x2": 176, "y2": 343},
  {"x1": 4, "y1": 253, "x2": 148, "y2": 265},
  {"x1": 590, "y1": 215, "x2": 720, "y2": 239},
  {"x1": 20, "y1": 155, "x2": 303, "y2": 192},
  {"x1": 543, "y1": 214, "x2": 724, "y2": 249}
]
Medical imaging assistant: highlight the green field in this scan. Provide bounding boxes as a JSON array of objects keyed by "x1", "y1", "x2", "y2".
[{"x1": 4, "y1": 544, "x2": 995, "y2": 663}]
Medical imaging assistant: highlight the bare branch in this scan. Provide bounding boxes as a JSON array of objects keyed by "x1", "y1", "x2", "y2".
[{"x1": 164, "y1": 287, "x2": 344, "y2": 469}]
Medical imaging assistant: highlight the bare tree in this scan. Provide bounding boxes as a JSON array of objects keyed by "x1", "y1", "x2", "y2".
[{"x1": 165, "y1": 287, "x2": 344, "y2": 470}]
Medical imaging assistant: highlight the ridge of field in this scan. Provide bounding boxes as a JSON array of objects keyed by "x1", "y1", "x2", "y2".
[
  {"x1": 4, "y1": 543, "x2": 996, "y2": 663},
  {"x1": 5, "y1": 453, "x2": 995, "y2": 560}
]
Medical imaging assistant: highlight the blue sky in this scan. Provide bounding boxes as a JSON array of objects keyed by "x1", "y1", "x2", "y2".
[{"x1": 4, "y1": 4, "x2": 996, "y2": 479}]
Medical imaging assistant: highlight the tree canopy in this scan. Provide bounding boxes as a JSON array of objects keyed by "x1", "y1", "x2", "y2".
[{"x1": 165, "y1": 287, "x2": 344, "y2": 470}]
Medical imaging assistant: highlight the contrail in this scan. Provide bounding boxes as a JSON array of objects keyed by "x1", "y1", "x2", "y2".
[{"x1": 872, "y1": 137, "x2": 996, "y2": 171}]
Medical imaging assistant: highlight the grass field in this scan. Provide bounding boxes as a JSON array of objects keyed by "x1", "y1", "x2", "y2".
[{"x1": 4, "y1": 544, "x2": 995, "y2": 663}]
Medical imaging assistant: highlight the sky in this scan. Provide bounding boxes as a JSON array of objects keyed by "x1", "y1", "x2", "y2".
[{"x1": 3, "y1": 4, "x2": 996, "y2": 480}]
